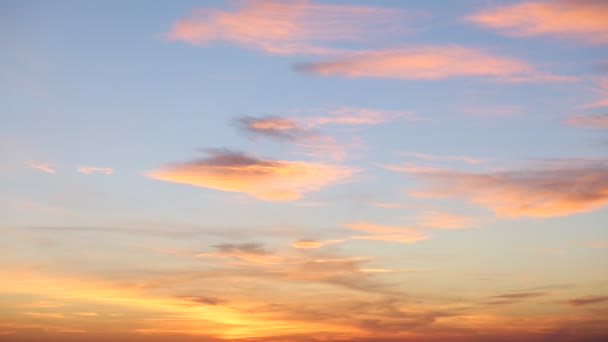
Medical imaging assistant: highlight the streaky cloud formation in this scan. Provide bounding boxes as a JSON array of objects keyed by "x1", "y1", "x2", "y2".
[
  {"x1": 166, "y1": 0, "x2": 403, "y2": 55},
  {"x1": 344, "y1": 222, "x2": 429, "y2": 243},
  {"x1": 563, "y1": 295, "x2": 608, "y2": 306},
  {"x1": 565, "y1": 114, "x2": 608, "y2": 129},
  {"x1": 146, "y1": 148, "x2": 356, "y2": 200},
  {"x1": 76, "y1": 166, "x2": 113, "y2": 175},
  {"x1": 195, "y1": 243, "x2": 282, "y2": 264},
  {"x1": 235, "y1": 116, "x2": 308, "y2": 142},
  {"x1": 291, "y1": 239, "x2": 344, "y2": 249},
  {"x1": 295, "y1": 46, "x2": 571, "y2": 81},
  {"x1": 25, "y1": 161, "x2": 55, "y2": 173},
  {"x1": 468, "y1": 0, "x2": 608, "y2": 44},
  {"x1": 305, "y1": 106, "x2": 418, "y2": 127},
  {"x1": 581, "y1": 77, "x2": 608, "y2": 108},
  {"x1": 400, "y1": 152, "x2": 486, "y2": 164},
  {"x1": 388, "y1": 159, "x2": 608, "y2": 217}
]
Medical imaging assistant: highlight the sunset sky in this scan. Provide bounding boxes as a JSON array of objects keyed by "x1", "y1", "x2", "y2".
[{"x1": 1, "y1": 0, "x2": 608, "y2": 341}]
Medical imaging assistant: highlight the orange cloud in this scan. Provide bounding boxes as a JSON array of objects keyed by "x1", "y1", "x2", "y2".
[
  {"x1": 417, "y1": 211, "x2": 477, "y2": 229},
  {"x1": 295, "y1": 46, "x2": 570, "y2": 81},
  {"x1": 468, "y1": 0, "x2": 608, "y2": 44},
  {"x1": 166, "y1": 0, "x2": 402, "y2": 55},
  {"x1": 565, "y1": 114, "x2": 608, "y2": 129},
  {"x1": 291, "y1": 239, "x2": 344, "y2": 249},
  {"x1": 76, "y1": 166, "x2": 113, "y2": 175},
  {"x1": 344, "y1": 222, "x2": 429, "y2": 244},
  {"x1": 146, "y1": 149, "x2": 356, "y2": 200},
  {"x1": 25, "y1": 161, "x2": 55, "y2": 173},
  {"x1": 389, "y1": 160, "x2": 608, "y2": 217}
]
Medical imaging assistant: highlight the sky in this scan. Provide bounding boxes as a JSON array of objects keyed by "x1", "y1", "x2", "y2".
[{"x1": 1, "y1": 0, "x2": 608, "y2": 341}]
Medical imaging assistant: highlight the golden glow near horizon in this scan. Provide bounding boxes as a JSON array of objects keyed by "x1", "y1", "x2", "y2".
[{"x1": 2, "y1": 0, "x2": 607, "y2": 341}]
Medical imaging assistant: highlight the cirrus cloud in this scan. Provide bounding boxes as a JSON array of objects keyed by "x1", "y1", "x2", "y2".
[
  {"x1": 146, "y1": 149, "x2": 356, "y2": 200},
  {"x1": 468, "y1": 0, "x2": 608, "y2": 44},
  {"x1": 564, "y1": 113, "x2": 608, "y2": 129},
  {"x1": 166, "y1": 0, "x2": 404, "y2": 55},
  {"x1": 295, "y1": 46, "x2": 572, "y2": 82}
]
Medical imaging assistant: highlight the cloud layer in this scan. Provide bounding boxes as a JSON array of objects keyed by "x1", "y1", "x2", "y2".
[
  {"x1": 146, "y1": 149, "x2": 355, "y2": 200},
  {"x1": 295, "y1": 46, "x2": 568, "y2": 81},
  {"x1": 468, "y1": 0, "x2": 608, "y2": 44},
  {"x1": 166, "y1": 0, "x2": 402, "y2": 54},
  {"x1": 565, "y1": 114, "x2": 608, "y2": 129},
  {"x1": 388, "y1": 160, "x2": 608, "y2": 217}
]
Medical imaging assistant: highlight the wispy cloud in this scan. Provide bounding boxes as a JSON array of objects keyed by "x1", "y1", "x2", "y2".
[
  {"x1": 291, "y1": 239, "x2": 344, "y2": 249},
  {"x1": 195, "y1": 243, "x2": 282, "y2": 264},
  {"x1": 387, "y1": 159, "x2": 608, "y2": 217},
  {"x1": 304, "y1": 107, "x2": 418, "y2": 127},
  {"x1": 581, "y1": 77, "x2": 608, "y2": 108},
  {"x1": 565, "y1": 114, "x2": 608, "y2": 129},
  {"x1": 295, "y1": 46, "x2": 572, "y2": 81},
  {"x1": 484, "y1": 291, "x2": 550, "y2": 306},
  {"x1": 417, "y1": 211, "x2": 477, "y2": 229},
  {"x1": 166, "y1": 0, "x2": 404, "y2": 55},
  {"x1": 344, "y1": 222, "x2": 429, "y2": 244},
  {"x1": 76, "y1": 166, "x2": 113, "y2": 175},
  {"x1": 235, "y1": 116, "x2": 310, "y2": 142},
  {"x1": 234, "y1": 115, "x2": 346, "y2": 160},
  {"x1": 563, "y1": 295, "x2": 608, "y2": 306},
  {"x1": 468, "y1": 0, "x2": 608, "y2": 44},
  {"x1": 146, "y1": 149, "x2": 356, "y2": 200},
  {"x1": 25, "y1": 161, "x2": 55, "y2": 173},
  {"x1": 400, "y1": 152, "x2": 486, "y2": 164}
]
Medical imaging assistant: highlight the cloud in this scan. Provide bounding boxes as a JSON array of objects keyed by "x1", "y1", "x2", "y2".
[
  {"x1": 295, "y1": 46, "x2": 571, "y2": 81},
  {"x1": 387, "y1": 159, "x2": 608, "y2": 217},
  {"x1": 195, "y1": 243, "x2": 281, "y2": 264},
  {"x1": 563, "y1": 295, "x2": 608, "y2": 306},
  {"x1": 417, "y1": 211, "x2": 477, "y2": 229},
  {"x1": 234, "y1": 116, "x2": 345, "y2": 159},
  {"x1": 467, "y1": 0, "x2": 608, "y2": 44},
  {"x1": 400, "y1": 152, "x2": 486, "y2": 164},
  {"x1": 25, "y1": 161, "x2": 55, "y2": 173},
  {"x1": 581, "y1": 77, "x2": 608, "y2": 108},
  {"x1": 291, "y1": 239, "x2": 344, "y2": 249},
  {"x1": 165, "y1": 0, "x2": 403, "y2": 55},
  {"x1": 235, "y1": 116, "x2": 308, "y2": 142},
  {"x1": 565, "y1": 114, "x2": 608, "y2": 129},
  {"x1": 146, "y1": 149, "x2": 356, "y2": 200},
  {"x1": 483, "y1": 291, "x2": 552, "y2": 306},
  {"x1": 76, "y1": 166, "x2": 113, "y2": 175},
  {"x1": 304, "y1": 107, "x2": 418, "y2": 127},
  {"x1": 344, "y1": 222, "x2": 429, "y2": 244}
]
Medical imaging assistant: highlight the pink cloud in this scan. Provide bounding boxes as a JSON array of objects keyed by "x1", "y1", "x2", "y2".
[
  {"x1": 166, "y1": 0, "x2": 403, "y2": 55},
  {"x1": 344, "y1": 222, "x2": 429, "y2": 244},
  {"x1": 296, "y1": 46, "x2": 571, "y2": 81},
  {"x1": 387, "y1": 160, "x2": 608, "y2": 218},
  {"x1": 468, "y1": 0, "x2": 608, "y2": 44},
  {"x1": 76, "y1": 166, "x2": 113, "y2": 175},
  {"x1": 565, "y1": 114, "x2": 608, "y2": 129},
  {"x1": 25, "y1": 161, "x2": 55, "y2": 174}
]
